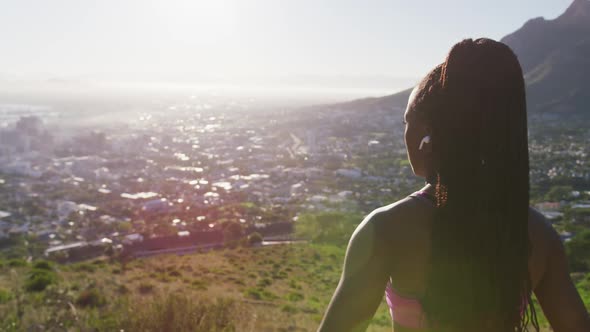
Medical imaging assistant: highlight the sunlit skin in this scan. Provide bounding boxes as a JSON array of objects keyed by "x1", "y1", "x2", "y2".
[
  {"x1": 403, "y1": 86, "x2": 432, "y2": 180},
  {"x1": 317, "y1": 87, "x2": 590, "y2": 332}
]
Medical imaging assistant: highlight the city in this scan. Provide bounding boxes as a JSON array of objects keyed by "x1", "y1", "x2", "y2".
[{"x1": 0, "y1": 97, "x2": 588, "y2": 264}]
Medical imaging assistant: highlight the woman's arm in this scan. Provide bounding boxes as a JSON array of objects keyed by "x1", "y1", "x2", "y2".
[
  {"x1": 318, "y1": 211, "x2": 390, "y2": 332},
  {"x1": 534, "y1": 221, "x2": 590, "y2": 332}
]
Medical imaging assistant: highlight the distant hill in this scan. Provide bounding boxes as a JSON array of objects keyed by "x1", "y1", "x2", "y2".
[
  {"x1": 331, "y1": 0, "x2": 590, "y2": 117},
  {"x1": 317, "y1": 88, "x2": 412, "y2": 113}
]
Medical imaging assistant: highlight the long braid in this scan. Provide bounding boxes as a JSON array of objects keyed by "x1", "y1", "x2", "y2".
[{"x1": 413, "y1": 38, "x2": 539, "y2": 331}]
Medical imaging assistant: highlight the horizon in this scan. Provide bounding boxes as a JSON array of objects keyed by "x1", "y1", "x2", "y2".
[{"x1": 0, "y1": 0, "x2": 574, "y2": 102}]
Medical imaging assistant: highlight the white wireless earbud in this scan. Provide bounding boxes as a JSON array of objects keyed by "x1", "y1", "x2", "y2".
[{"x1": 419, "y1": 136, "x2": 431, "y2": 150}]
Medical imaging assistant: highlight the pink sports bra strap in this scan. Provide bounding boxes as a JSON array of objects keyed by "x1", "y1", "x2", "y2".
[{"x1": 385, "y1": 281, "x2": 428, "y2": 329}]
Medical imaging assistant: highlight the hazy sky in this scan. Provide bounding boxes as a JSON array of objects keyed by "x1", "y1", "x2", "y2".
[{"x1": 0, "y1": 0, "x2": 574, "y2": 93}]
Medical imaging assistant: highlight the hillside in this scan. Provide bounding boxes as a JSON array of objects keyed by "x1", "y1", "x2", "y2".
[
  {"x1": 2, "y1": 243, "x2": 585, "y2": 331},
  {"x1": 0, "y1": 244, "x2": 393, "y2": 331},
  {"x1": 332, "y1": 0, "x2": 590, "y2": 117}
]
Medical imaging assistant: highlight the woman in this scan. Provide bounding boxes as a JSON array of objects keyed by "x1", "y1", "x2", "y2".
[{"x1": 318, "y1": 38, "x2": 590, "y2": 332}]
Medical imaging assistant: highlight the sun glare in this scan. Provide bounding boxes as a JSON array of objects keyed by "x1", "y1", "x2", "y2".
[{"x1": 158, "y1": 0, "x2": 236, "y2": 39}]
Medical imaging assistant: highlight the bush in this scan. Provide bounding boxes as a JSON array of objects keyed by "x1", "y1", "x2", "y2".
[
  {"x1": 259, "y1": 288, "x2": 277, "y2": 300},
  {"x1": 566, "y1": 230, "x2": 590, "y2": 272},
  {"x1": 247, "y1": 232, "x2": 263, "y2": 245},
  {"x1": 138, "y1": 282, "x2": 155, "y2": 294},
  {"x1": 286, "y1": 291, "x2": 304, "y2": 302},
  {"x1": 281, "y1": 304, "x2": 298, "y2": 313},
  {"x1": 244, "y1": 288, "x2": 262, "y2": 300},
  {"x1": 0, "y1": 288, "x2": 12, "y2": 304},
  {"x1": 117, "y1": 284, "x2": 130, "y2": 294},
  {"x1": 545, "y1": 185, "x2": 574, "y2": 201},
  {"x1": 168, "y1": 269, "x2": 182, "y2": 277},
  {"x1": 76, "y1": 288, "x2": 106, "y2": 308},
  {"x1": 7, "y1": 258, "x2": 27, "y2": 267},
  {"x1": 243, "y1": 287, "x2": 276, "y2": 301},
  {"x1": 288, "y1": 279, "x2": 302, "y2": 290},
  {"x1": 24, "y1": 269, "x2": 57, "y2": 292},
  {"x1": 222, "y1": 221, "x2": 244, "y2": 245},
  {"x1": 257, "y1": 278, "x2": 272, "y2": 288},
  {"x1": 190, "y1": 279, "x2": 208, "y2": 291},
  {"x1": 72, "y1": 263, "x2": 96, "y2": 273},
  {"x1": 32, "y1": 260, "x2": 53, "y2": 270}
]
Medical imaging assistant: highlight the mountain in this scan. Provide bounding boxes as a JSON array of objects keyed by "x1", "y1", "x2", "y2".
[
  {"x1": 332, "y1": 0, "x2": 590, "y2": 117},
  {"x1": 502, "y1": 0, "x2": 590, "y2": 115}
]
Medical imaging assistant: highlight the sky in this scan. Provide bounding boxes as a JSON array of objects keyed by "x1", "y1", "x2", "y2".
[{"x1": 0, "y1": 0, "x2": 575, "y2": 97}]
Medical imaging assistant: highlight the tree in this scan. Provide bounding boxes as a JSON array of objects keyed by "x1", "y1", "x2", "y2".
[
  {"x1": 222, "y1": 221, "x2": 244, "y2": 246},
  {"x1": 566, "y1": 229, "x2": 590, "y2": 272},
  {"x1": 545, "y1": 185, "x2": 574, "y2": 201}
]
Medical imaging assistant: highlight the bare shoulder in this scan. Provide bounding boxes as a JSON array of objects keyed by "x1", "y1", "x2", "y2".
[
  {"x1": 366, "y1": 195, "x2": 431, "y2": 230},
  {"x1": 528, "y1": 207, "x2": 563, "y2": 288},
  {"x1": 356, "y1": 195, "x2": 433, "y2": 252},
  {"x1": 528, "y1": 207, "x2": 561, "y2": 249}
]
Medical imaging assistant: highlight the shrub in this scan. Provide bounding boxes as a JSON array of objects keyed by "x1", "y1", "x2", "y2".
[
  {"x1": 272, "y1": 270, "x2": 288, "y2": 280},
  {"x1": 247, "y1": 232, "x2": 263, "y2": 245},
  {"x1": 288, "y1": 279, "x2": 301, "y2": 290},
  {"x1": 168, "y1": 269, "x2": 182, "y2": 277},
  {"x1": 138, "y1": 282, "x2": 155, "y2": 294},
  {"x1": 244, "y1": 288, "x2": 262, "y2": 300},
  {"x1": 32, "y1": 260, "x2": 53, "y2": 270},
  {"x1": 281, "y1": 304, "x2": 298, "y2": 313},
  {"x1": 24, "y1": 269, "x2": 57, "y2": 292},
  {"x1": 257, "y1": 278, "x2": 272, "y2": 288},
  {"x1": 259, "y1": 288, "x2": 277, "y2": 300},
  {"x1": 117, "y1": 284, "x2": 130, "y2": 294},
  {"x1": 222, "y1": 221, "x2": 244, "y2": 245},
  {"x1": 286, "y1": 292, "x2": 304, "y2": 302},
  {"x1": 0, "y1": 288, "x2": 12, "y2": 304},
  {"x1": 76, "y1": 288, "x2": 106, "y2": 308},
  {"x1": 566, "y1": 229, "x2": 590, "y2": 272},
  {"x1": 72, "y1": 263, "x2": 96, "y2": 273},
  {"x1": 190, "y1": 279, "x2": 208, "y2": 290},
  {"x1": 7, "y1": 258, "x2": 27, "y2": 267}
]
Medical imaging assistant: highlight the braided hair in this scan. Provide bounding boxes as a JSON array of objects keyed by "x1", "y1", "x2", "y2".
[{"x1": 412, "y1": 38, "x2": 539, "y2": 331}]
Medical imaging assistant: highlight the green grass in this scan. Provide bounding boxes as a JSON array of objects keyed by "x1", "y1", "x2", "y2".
[{"x1": 0, "y1": 243, "x2": 587, "y2": 331}]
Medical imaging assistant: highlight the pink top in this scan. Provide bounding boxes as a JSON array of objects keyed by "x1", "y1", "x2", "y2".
[
  {"x1": 384, "y1": 190, "x2": 433, "y2": 329},
  {"x1": 385, "y1": 281, "x2": 428, "y2": 328}
]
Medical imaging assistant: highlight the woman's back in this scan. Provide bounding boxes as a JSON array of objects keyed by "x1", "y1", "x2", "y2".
[
  {"x1": 378, "y1": 189, "x2": 549, "y2": 331},
  {"x1": 380, "y1": 186, "x2": 590, "y2": 332}
]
